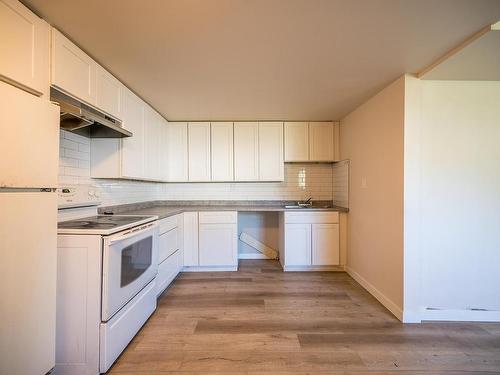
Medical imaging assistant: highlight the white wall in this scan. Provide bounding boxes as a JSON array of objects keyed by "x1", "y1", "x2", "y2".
[
  {"x1": 340, "y1": 76, "x2": 405, "y2": 320},
  {"x1": 404, "y1": 80, "x2": 500, "y2": 321}
]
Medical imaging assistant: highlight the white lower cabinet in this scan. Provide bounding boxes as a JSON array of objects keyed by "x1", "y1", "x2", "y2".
[
  {"x1": 199, "y1": 223, "x2": 237, "y2": 267},
  {"x1": 284, "y1": 223, "x2": 311, "y2": 266},
  {"x1": 183, "y1": 211, "x2": 238, "y2": 270},
  {"x1": 281, "y1": 212, "x2": 340, "y2": 270},
  {"x1": 312, "y1": 223, "x2": 340, "y2": 265},
  {"x1": 183, "y1": 212, "x2": 199, "y2": 266},
  {"x1": 156, "y1": 214, "x2": 183, "y2": 296}
]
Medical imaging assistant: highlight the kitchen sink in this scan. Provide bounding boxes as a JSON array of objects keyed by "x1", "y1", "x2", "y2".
[{"x1": 284, "y1": 205, "x2": 333, "y2": 209}]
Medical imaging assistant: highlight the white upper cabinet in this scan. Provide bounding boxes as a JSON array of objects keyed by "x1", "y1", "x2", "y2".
[
  {"x1": 211, "y1": 122, "x2": 234, "y2": 182},
  {"x1": 188, "y1": 122, "x2": 211, "y2": 182},
  {"x1": 234, "y1": 122, "x2": 259, "y2": 181},
  {"x1": 144, "y1": 106, "x2": 161, "y2": 180},
  {"x1": 0, "y1": 0, "x2": 50, "y2": 97},
  {"x1": 51, "y1": 28, "x2": 96, "y2": 105},
  {"x1": 258, "y1": 122, "x2": 284, "y2": 181},
  {"x1": 284, "y1": 122, "x2": 309, "y2": 161},
  {"x1": 309, "y1": 121, "x2": 334, "y2": 161},
  {"x1": 95, "y1": 64, "x2": 122, "y2": 119},
  {"x1": 159, "y1": 117, "x2": 169, "y2": 182},
  {"x1": 167, "y1": 123, "x2": 188, "y2": 182},
  {"x1": 120, "y1": 87, "x2": 145, "y2": 179}
]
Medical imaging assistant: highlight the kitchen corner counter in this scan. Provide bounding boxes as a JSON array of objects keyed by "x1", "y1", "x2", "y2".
[{"x1": 99, "y1": 200, "x2": 349, "y2": 220}]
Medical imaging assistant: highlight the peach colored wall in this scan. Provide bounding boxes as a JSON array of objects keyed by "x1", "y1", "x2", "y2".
[{"x1": 340, "y1": 76, "x2": 405, "y2": 319}]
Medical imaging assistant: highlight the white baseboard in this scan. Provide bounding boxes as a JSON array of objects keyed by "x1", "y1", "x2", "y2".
[
  {"x1": 345, "y1": 266, "x2": 403, "y2": 321},
  {"x1": 283, "y1": 265, "x2": 344, "y2": 272},
  {"x1": 238, "y1": 253, "x2": 272, "y2": 260},
  {"x1": 421, "y1": 308, "x2": 500, "y2": 322},
  {"x1": 182, "y1": 266, "x2": 238, "y2": 272}
]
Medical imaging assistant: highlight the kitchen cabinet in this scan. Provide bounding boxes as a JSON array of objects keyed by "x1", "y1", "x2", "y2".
[
  {"x1": 309, "y1": 122, "x2": 335, "y2": 161},
  {"x1": 198, "y1": 211, "x2": 238, "y2": 267},
  {"x1": 284, "y1": 121, "x2": 339, "y2": 162},
  {"x1": 199, "y1": 223, "x2": 237, "y2": 267},
  {"x1": 96, "y1": 64, "x2": 122, "y2": 119},
  {"x1": 280, "y1": 211, "x2": 340, "y2": 270},
  {"x1": 121, "y1": 87, "x2": 145, "y2": 179},
  {"x1": 258, "y1": 122, "x2": 284, "y2": 181},
  {"x1": 157, "y1": 214, "x2": 183, "y2": 296},
  {"x1": 144, "y1": 106, "x2": 162, "y2": 180},
  {"x1": 167, "y1": 122, "x2": 188, "y2": 182},
  {"x1": 51, "y1": 28, "x2": 96, "y2": 105},
  {"x1": 234, "y1": 122, "x2": 259, "y2": 181},
  {"x1": 211, "y1": 122, "x2": 234, "y2": 181},
  {"x1": 0, "y1": 0, "x2": 50, "y2": 97},
  {"x1": 284, "y1": 122, "x2": 309, "y2": 161},
  {"x1": 283, "y1": 223, "x2": 311, "y2": 266},
  {"x1": 312, "y1": 223, "x2": 340, "y2": 265},
  {"x1": 91, "y1": 86, "x2": 146, "y2": 180},
  {"x1": 188, "y1": 122, "x2": 211, "y2": 181},
  {"x1": 183, "y1": 212, "x2": 199, "y2": 266}
]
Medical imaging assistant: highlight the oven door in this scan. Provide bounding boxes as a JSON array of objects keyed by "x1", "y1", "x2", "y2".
[{"x1": 102, "y1": 222, "x2": 159, "y2": 321}]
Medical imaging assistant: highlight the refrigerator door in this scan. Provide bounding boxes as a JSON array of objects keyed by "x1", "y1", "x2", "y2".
[
  {"x1": 0, "y1": 81, "x2": 59, "y2": 188},
  {"x1": 0, "y1": 192, "x2": 57, "y2": 375}
]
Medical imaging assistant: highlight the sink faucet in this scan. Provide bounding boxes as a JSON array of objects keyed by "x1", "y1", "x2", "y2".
[{"x1": 304, "y1": 196, "x2": 312, "y2": 204}]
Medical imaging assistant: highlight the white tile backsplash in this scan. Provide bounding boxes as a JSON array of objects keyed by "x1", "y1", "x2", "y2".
[
  {"x1": 332, "y1": 159, "x2": 349, "y2": 208},
  {"x1": 59, "y1": 130, "x2": 344, "y2": 206}
]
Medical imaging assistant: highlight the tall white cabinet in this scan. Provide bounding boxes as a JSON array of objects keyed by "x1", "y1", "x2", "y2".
[
  {"x1": 0, "y1": 0, "x2": 50, "y2": 97},
  {"x1": 188, "y1": 122, "x2": 211, "y2": 182},
  {"x1": 211, "y1": 122, "x2": 234, "y2": 181}
]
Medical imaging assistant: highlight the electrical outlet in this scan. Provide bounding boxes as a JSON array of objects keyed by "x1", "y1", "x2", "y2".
[{"x1": 361, "y1": 177, "x2": 367, "y2": 188}]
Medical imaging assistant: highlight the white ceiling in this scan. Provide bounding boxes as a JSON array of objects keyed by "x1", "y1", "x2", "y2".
[
  {"x1": 23, "y1": 0, "x2": 500, "y2": 121},
  {"x1": 420, "y1": 29, "x2": 500, "y2": 80}
]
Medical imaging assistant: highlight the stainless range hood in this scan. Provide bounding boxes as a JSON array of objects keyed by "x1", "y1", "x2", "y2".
[{"x1": 51, "y1": 88, "x2": 132, "y2": 138}]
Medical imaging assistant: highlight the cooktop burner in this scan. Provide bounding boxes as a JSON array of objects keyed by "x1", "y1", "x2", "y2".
[{"x1": 58, "y1": 215, "x2": 157, "y2": 234}]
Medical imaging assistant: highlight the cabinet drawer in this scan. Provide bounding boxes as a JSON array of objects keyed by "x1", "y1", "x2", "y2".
[
  {"x1": 284, "y1": 211, "x2": 339, "y2": 224},
  {"x1": 156, "y1": 250, "x2": 182, "y2": 296},
  {"x1": 159, "y1": 227, "x2": 179, "y2": 263},
  {"x1": 199, "y1": 211, "x2": 237, "y2": 224},
  {"x1": 159, "y1": 214, "x2": 181, "y2": 234}
]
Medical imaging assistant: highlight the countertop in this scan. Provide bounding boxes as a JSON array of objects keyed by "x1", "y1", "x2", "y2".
[{"x1": 99, "y1": 200, "x2": 349, "y2": 220}]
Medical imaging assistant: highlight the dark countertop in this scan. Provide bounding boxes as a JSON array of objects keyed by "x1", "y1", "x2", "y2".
[{"x1": 99, "y1": 200, "x2": 349, "y2": 220}]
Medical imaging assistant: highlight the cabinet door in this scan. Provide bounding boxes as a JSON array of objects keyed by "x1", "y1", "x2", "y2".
[
  {"x1": 309, "y1": 122, "x2": 334, "y2": 161},
  {"x1": 158, "y1": 117, "x2": 169, "y2": 181},
  {"x1": 0, "y1": 0, "x2": 50, "y2": 96},
  {"x1": 51, "y1": 28, "x2": 96, "y2": 105},
  {"x1": 259, "y1": 122, "x2": 284, "y2": 181},
  {"x1": 312, "y1": 223, "x2": 340, "y2": 265},
  {"x1": 96, "y1": 65, "x2": 122, "y2": 119},
  {"x1": 183, "y1": 212, "x2": 199, "y2": 266},
  {"x1": 284, "y1": 122, "x2": 309, "y2": 161},
  {"x1": 121, "y1": 87, "x2": 144, "y2": 179},
  {"x1": 199, "y1": 223, "x2": 237, "y2": 266},
  {"x1": 144, "y1": 107, "x2": 161, "y2": 180},
  {"x1": 234, "y1": 122, "x2": 259, "y2": 181},
  {"x1": 211, "y1": 122, "x2": 234, "y2": 181},
  {"x1": 167, "y1": 122, "x2": 188, "y2": 181},
  {"x1": 188, "y1": 122, "x2": 211, "y2": 181},
  {"x1": 284, "y1": 223, "x2": 311, "y2": 266}
]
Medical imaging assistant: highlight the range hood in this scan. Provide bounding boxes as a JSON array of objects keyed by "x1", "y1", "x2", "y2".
[{"x1": 50, "y1": 88, "x2": 132, "y2": 138}]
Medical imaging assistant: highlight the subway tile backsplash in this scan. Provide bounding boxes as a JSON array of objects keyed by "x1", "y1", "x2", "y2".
[{"x1": 59, "y1": 130, "x2": 344, "y2": 206}]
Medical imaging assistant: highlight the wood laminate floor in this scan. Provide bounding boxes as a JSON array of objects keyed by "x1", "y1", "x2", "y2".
[{"x1": 108, "y1": 260, "x2": 500, "y2": 374}]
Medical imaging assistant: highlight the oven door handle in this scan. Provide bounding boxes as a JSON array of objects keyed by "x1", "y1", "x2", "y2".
[{"x1": 108, "y1": 222, "x2": 157, "y2": 245}]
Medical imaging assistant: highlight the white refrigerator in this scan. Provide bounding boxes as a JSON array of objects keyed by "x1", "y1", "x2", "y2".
[{"x1": 0, "y1": 81, "x2": 60, "y2": 374}]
